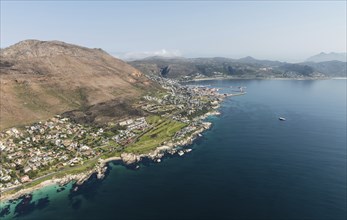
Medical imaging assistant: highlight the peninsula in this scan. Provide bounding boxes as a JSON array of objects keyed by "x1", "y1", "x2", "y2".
[{"x1": 0, "y1": 73, "x2": 229, "y2": 201}]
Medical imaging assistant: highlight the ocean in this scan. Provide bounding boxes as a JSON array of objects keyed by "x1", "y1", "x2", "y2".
[{"x1": 1, "y1": 79, "x2": 346, "y2": 220}]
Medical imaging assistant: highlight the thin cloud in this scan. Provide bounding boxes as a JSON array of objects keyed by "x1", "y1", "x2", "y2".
[{"x1": 120, "y1": 49, "x2": 182, "y2": 61}]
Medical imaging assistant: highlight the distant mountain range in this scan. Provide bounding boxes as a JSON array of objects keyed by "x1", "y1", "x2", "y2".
[
  {"x1": 306, "y1": 52, "x2": 346, "y2": 62},
  {"x1": 129, "y1": 56, "x2": 346, "y2": 80},
  {"x1": 1, "y1": 40, "x2": 346, "y2": 130},
  {"x1": 0, "y1": 40, "x2": 156, "y2": 130}
]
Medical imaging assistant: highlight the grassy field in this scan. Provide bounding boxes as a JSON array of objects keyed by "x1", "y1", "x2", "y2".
[
  {"x1": 56, "y1": 159, "x2": 98, "y2": 177},
  {"x1": 146, "y1": 115, "x2": 163, "y2": 125},
  {"x1": 125, "y1": 117, "x2": 186, "y2": 154},
  {"x1": 100, "y1": 151, "x2": 121, "y2": 159}
]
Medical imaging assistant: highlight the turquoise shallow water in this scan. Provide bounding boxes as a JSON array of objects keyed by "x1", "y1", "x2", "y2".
[{"x1": 1, "y1": 79, "x2": 346, "y2": 220}]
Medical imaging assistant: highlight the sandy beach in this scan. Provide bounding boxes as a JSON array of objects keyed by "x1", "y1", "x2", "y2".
[{"x1": 0, "y1": 179, "x2": 61, "y2": 202}]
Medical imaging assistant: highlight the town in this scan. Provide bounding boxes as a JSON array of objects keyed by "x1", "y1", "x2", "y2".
[{"x1": 0, "y1": 76, "x2": 227, "y2": 194}]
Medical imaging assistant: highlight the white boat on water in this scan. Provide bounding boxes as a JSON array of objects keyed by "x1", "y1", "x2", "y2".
[
  {"x1": 185, "y1": 149, "x2": 192, "y2": 153},
  {"x1": 279, "y1": 117, "x2": 286, "y2": 121},
  {"x1": 178, "y1": 151, "x2": 184, "y2": 156}
]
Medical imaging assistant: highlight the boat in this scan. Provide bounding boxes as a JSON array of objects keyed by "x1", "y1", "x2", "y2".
[
  {"x1": 178, "y1": 150, "x2": 184, "y2": 156},
  {"x1": 279, "y1": 117, "x2": 286, "y2": 121},
  {"x1": 185, "y1": 149, "x2": 192, "y2": 153},
  {"x1": 157, "y1": 159, "x2": 161, "y2": 163},
  {"x1": 198, "y1": 133, "x2": 202, "y2": 137}
]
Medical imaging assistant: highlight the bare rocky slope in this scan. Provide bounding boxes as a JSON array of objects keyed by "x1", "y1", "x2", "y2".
[{"x1": 0, "y1": 40, "x2": 156, "y2": 130}]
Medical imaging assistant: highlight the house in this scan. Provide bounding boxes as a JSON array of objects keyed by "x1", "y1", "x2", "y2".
[
  {"x1": 23, "y1": 166, "x2": 32, "y2": 173},
  {"x1": 80, "y1": 145, "x2": 90, "y2": 151},
  {"x1": 20, "y1": 175, "x2": 30, "y2": 183},
  {"x1": 0, "y1": 142, "x2": 6, "y2": 151}
]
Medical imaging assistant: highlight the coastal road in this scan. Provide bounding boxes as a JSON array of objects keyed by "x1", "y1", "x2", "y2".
[{"x1": 1, "y1": 156, "x2": 100, "y2": 194}]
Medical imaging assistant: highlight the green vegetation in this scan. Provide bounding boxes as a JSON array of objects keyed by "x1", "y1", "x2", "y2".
[
  {"x1": 146, "y1": 115, "x2": 163, "y2": 125},
  {"x1": 125, "y1": 117, "x2": 186, "y2": 154},
  {"x1": 55, "y1": 160, "x2": 97, "y2": 177},
  {"x1": 100, "y1": 151, "x2": 121, "y2": 159},
  {"x1": 2, "y1": 158, "x2": 99, "y2": 198},
  {"x1": 1, "y1": 74, "x2": 224, "y2": 200},
  {"x1": 23, "y1": 175, "x2": 55, "y2": 189},
  {"x1": 154, "y1": 91, "x2": 168, "y2": 99},
  {"x1": 182, "y1": 107, "x2": 210, "y2": 120},
  {"x1": 192, "y1": 108, "x2": 209, "y2": 119}
]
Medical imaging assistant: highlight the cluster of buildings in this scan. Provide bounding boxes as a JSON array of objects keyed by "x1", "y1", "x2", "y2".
[
  {"x1": 140, "y1": 74, "x2": 225, "y2": 140},
  {"x1": 1, "y1": 75, "x2": 226, "y2": 192},
  {"x1": 142, "y1": 75, "x2": 225, "y2": 120},
  {"x1": 114, "y1": 117, "x2": 149, "y2": 145},
  {"x1": 0, "y1": 116, "x2": 105, "y2": 190}
]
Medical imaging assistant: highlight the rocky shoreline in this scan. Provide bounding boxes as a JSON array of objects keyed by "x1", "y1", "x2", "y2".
[
  {"x1": 118, "y1": 121, "x2": 212, "y2": 165},
  {"x1": 0, "y1": 111, "x2": 217, "y2": 203}
]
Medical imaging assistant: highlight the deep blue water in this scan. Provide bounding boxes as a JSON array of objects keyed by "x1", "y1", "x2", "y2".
[{"x1": 1, "y1": 79, "x2": 346, "y2": 220}]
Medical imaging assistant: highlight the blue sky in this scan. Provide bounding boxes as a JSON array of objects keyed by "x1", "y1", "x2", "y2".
[{"x1": 1, "y1": 1, "x2": 346, "y2": 61}]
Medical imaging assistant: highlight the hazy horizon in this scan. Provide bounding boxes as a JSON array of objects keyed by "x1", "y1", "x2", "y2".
[{"x1": 1, "y1": 1, "x2": 346, "y2": 62}]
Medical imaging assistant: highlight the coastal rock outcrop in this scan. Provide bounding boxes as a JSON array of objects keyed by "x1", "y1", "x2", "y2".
[{"x1": 120, "y1": 153, "x2": 141, "y2": 165}]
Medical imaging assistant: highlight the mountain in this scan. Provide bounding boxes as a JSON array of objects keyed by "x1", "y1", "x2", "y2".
[
  {"x1": 306, "y1": 52, "x2": 346, "y2": 62},
  {"x1": 0, "y1": 40, "x2": 155, "y2": 130},
  {"x1": 130, "y1": 57, "x2": 263, "y2": 79},
  {"x1": 303, "y1": 60, "x2": 347, "y2": 77},
  {"x1": 129, "y1": 56, "x2": 344, "y2": 80},
  {"x1": 237, "y1": 56, "x2": 283, "y2": 66}
]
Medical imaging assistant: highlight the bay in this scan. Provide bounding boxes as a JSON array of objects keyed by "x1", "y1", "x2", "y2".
[{"x1": 1, "y1": 79, "x2": 346, "y2": 220}]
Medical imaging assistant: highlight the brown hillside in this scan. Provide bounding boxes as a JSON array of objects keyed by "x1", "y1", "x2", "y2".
[{"x1": 0, "y1": 40, "x2": 155, "y2": 130}]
